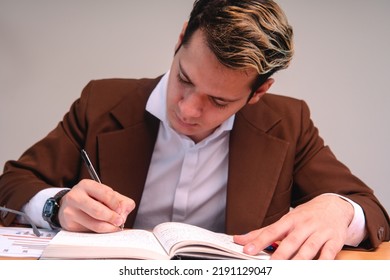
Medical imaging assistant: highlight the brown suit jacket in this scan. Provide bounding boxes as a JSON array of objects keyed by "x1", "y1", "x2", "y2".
[{"x1": 0, "y1": 77, "x2": 389, "y2": 248}]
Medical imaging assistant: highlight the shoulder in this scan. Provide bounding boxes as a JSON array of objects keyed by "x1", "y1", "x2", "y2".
[
  {"x1": 65, "y1": 76, "x2": 162, "y2": 131},
  {"x1": 86, "y1": 77, "x2": 161, "y2": 92},
  {"x1": 238, "y1": 93, "x2": 311, "y2": 133},
  {"x1": 260, "y1": 93, "x2": 309, "y2": 115},
  {"x1": 80, "y1": 77, "x2": 162, "y2": 108},
  {"x1": 71, "y1": 76, "x2": 161, "y2": 120}
]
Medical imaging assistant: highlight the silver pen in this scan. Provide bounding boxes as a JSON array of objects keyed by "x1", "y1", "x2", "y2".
[{"x1": 80, "y1": 149, "x2": 124, "y2": 230}]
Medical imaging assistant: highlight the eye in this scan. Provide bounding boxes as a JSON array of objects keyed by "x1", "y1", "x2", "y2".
[
  {"x1": 210, "y1": 97, "x2": 229, "y2": 109},
  {"x1": 177, "y1": 73, "x2": 192, "y2": 85}
]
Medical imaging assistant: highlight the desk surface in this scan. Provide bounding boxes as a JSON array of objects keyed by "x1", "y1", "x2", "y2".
[{"x1": 335, "y1": 242, "x2": 390, "y2": 260}]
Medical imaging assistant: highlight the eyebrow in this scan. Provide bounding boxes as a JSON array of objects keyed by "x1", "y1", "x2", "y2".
[{"x1": 178, "y1": 61, "x2": 243, "y2": 103}]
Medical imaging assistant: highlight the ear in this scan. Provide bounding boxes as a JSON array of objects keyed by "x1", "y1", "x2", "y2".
[
  {"x1": 174, "y1": 22, "x2": 188, "y2": 52},
  {"x1": 247, "y1": 78, "x2": 274, "y2": 105}
]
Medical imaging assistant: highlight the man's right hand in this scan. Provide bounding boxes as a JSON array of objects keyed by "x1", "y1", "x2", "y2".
[{"x1": 57, "y1": 179, "x2": 136, "y2": 232}]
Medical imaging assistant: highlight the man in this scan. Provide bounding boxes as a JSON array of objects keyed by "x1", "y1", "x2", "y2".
[{"x1": 0, "y1": 0, "x2": 389, "y2": 260}]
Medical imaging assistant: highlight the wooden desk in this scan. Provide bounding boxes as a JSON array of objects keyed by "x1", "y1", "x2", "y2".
[{"x1": 336, "y1": 242, "x2": 390, "y2": 260}]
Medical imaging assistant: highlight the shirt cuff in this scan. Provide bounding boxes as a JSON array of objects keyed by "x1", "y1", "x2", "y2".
[
  {"x1": 18, "y1": 187, "x2": 70, "y2": 229},
  {"x1": 322, "y1": 193, "x2": 367, "y2": 246}
]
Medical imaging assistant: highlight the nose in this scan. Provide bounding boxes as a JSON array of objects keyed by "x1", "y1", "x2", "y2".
[{"x1": 178, "y1": 90, "x2": 203, "y2": 119}]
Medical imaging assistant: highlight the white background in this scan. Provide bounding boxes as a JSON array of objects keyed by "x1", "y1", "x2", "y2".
[
  {"x1": 0, "y1": 0, "x2": 389, "y2": 212},
  {"x1": 0, "y1": 260, "x2": 387, "y2": 279}
]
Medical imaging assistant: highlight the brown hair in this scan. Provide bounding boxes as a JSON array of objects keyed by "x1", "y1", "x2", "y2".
[{"x1": 179, "y1": 0, "x2": 294, "y2": 92}]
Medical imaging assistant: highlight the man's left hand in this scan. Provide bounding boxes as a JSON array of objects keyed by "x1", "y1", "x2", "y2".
[{"x1": 233, "y1": 195, "x2": 354, "y2": 259}]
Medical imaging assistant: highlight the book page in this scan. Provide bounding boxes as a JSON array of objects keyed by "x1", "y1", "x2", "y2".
[
  {"x1": 153, "y1": 222, "x2": 269, "y2": 259},
  {"x1": 42, "y1": 229, "x2": 168, "y2": 259}
]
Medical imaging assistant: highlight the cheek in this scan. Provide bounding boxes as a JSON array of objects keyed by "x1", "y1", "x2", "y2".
[
  {"x1": 166, "y1": 89, "x2": 178, "y2": 112},
  {"x1": 206, "y1": 104, "x2": 243, "y2": 125},
  {"x1": 203, "y1": 109, "x2": 233, "y2": 127},
  {"x1": 167, "y1": 80, "x2": 184, "y2": 104}
]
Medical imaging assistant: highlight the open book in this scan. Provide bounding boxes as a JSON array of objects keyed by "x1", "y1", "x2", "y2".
[{"x1": 41, "y1": 222, "x2": 270, "y2": 260}]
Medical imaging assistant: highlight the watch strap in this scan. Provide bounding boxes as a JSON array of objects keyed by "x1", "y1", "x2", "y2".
[{"x1": 54, "y1": 189, "x2": 70, "y2": 201}]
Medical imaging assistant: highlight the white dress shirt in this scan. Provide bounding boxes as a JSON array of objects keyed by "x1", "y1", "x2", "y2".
[
  {"x1": 20, "y1": 72, "x2": 366, "y2": 245},
  {"x1": 133, "y1": 72, "x2": 234, "y2": 232}
]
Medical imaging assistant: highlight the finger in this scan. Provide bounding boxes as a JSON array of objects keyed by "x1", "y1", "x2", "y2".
[
  {"x1": 291, "y1": 226, "x2": 344, "y2": 260},
  {"x1": 234, "y1": 229, "x2": 281, "y2": 255},
  {"x1": 78, "y1": 195, "x2": 124, "y2": 227},
  {"x1": 270, "y1": 225, "x2": 313, "y2": 260},
  {"x1": 317, "y1": 240, "x2": 344, "y2": 260},
  {"x1": 88, "y1": 182, "x2": 136, "y2": 226},
  {"x1": 63, "y1": 207, "x2": 121, "y2": 233},
  {"x1": 115, "y1": 192, "x2": 136, "y2": 216},
  {"x1": 290, "y1": 233, "x2": 328, "y2": 260},
  {"x1": 240, "y1": 220, "x2": 293, "y2": 256},
  {"x1": 65, "y1": 182, "x2": 124, "y2": 228},
  {"x1": 80, "y1": 179, "x2": 123, "y2": 213},
  {"x1": 115, "y1": 195, "x2": 136, "y2": 228}
]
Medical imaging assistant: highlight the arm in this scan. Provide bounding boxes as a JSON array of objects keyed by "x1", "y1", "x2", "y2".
[
  {"x1": 235, "y1": 99, "x2": 389, "y2": 259},
  {"x1": 0, "y1": 81, "x2": 135, "y2": 232},
  {"x1": 18, "y1": 183, "x2": 135, "y2": 233}
]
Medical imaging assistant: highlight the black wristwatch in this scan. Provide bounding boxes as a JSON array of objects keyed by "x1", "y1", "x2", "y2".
[{"x1": 42, "y1": 189, "x2": 70, "y2": 229}]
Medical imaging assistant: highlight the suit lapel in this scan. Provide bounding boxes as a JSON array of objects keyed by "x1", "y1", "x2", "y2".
[
  {"x1": 96, "y1": 78, "x2": 160, "y2": 226},
  {"x1": 226, "y1": 100, "x2": 290, "y2": 234}
]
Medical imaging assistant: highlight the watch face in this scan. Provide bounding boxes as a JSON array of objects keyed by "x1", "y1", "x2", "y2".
[
  {"x1": 42, "y1": 195, "x2": 64, "y2": 229},
  {"x1": 43, "y1": 198, "x2": 57, "y2": 219}
]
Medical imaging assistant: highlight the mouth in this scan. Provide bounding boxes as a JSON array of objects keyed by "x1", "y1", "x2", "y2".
[{"x1": 174, "y1": 112, "x2": 197, "y2": 128}]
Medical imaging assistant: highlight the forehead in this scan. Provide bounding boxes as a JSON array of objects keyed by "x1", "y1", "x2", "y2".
[{"x1": 175, "y1": 30, "x2": 257, "y2": 99}]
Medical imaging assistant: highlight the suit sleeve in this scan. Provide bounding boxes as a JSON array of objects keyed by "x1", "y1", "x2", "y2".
[{"x1": 292, "y1": 100, "x2": 389, "y2": 249}]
